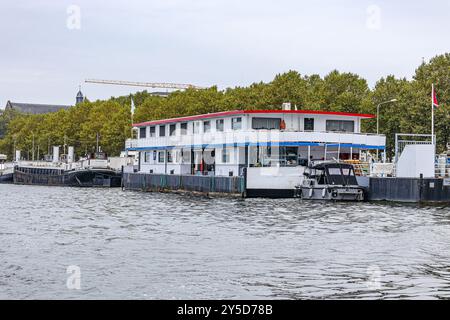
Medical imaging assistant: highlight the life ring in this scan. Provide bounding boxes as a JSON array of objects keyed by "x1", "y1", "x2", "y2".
[{"x1": 332, "y1": 190, "x2": 338, "y2": 198}]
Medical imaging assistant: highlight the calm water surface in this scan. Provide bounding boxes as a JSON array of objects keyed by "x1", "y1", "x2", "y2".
[{"x1": 1, "y1": 184, "x2": 450, "y2": 299}]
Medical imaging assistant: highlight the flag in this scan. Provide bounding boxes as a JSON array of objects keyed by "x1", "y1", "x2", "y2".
[
  {"x1": 131, "y1": 97, "x2": 135, "y2": 115},
  {"x1": 432, "y1": 85, "x2": 439, "y2": 108}
]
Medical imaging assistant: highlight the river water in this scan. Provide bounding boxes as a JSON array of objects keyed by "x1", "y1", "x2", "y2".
[{"x1": 1, "y1": 184, "x2": 450, "y2": 299}]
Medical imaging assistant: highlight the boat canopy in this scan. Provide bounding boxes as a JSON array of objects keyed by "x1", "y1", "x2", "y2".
[{"x1": 309, "y1": 162, "x2": 358, "y2": 186}]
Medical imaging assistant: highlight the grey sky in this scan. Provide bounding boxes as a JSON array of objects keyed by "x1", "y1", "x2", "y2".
[{"x1": 1, "y1": 0, "x2": 450, "y2": 106}]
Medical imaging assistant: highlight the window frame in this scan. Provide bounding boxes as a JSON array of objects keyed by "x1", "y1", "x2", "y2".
[
  {"x1": 304, "y1": 118, "x2": 315, "y2": 131},
  {"x1": 232, "y1": 117, "x2": 242, "y2": 130},
  {"x1": 251, "y1": 117, "x2": 281, "y2": 130},
  {"x1": 169, "y1": 124, "x2": 176, "y2": 136},
  {"x1": 167, "y1": 150, "x2": 173, "y2": 163},
  {"x1": 139, "y1": 127, "x2": 147, "y2": 139},
  {"x1": 149, "y1": 126, "x2": 156, "y2": 137},
  {"x1": 325, "y1": 120, "x2": 355, "y2": 133},
  {"x1": 216, "y1": 119, "x2": 224, "y2": 132},
  {"x1": 158, "y1": 151, "x2": 165, "y2": 163},
  {"x1": 203, "y1": 120, "x2": 211, "y2": 133},
  {"x1": 193, "y1": 121, "x2": 200, "y2": 134},
  {"x1": 180, "y1": 122, "x2": 188, "y2": 135},
  {"x1": 159, "y1": 125, "x2": 166, "y2": 137},
  {"x1": 222, "y1": 147, "x2": 229, "y2": 163}
]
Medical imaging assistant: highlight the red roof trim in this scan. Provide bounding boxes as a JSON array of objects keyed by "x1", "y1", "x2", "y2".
[
  {"x1": 133, "y1": 109, "x2": 374, "y2": 127},
  {"x1": 243, "y1": 110, "x2": 375, "y2": 118}
]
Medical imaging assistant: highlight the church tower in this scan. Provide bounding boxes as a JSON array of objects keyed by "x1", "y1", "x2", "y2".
[{"x1": 76, "y1": 86, "x2": 84, "y2": 104}]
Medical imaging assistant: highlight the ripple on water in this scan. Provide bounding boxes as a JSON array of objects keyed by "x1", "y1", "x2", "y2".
[{"x1": 0, "y1": 184, "x2": 450, "y2": 299}]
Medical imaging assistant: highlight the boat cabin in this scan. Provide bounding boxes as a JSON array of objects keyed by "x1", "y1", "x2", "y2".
[{"x1": 304, "y1": 162, "x2": 358, "y2": 186}]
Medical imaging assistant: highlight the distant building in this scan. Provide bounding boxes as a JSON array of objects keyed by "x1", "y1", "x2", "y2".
[
  {"x1": 4, "y1": 101, "x2": 72, "y2": 115},
  {"x1": 3, "y1": 88, "x2": 85, "y2": 115}
]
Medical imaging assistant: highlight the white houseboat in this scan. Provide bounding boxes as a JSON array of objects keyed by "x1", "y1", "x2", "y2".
[{"x1": 125, "y1": 107, "x2": 386, "y2": 197}]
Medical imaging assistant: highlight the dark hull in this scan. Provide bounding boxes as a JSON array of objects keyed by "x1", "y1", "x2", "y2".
[
  {"x1": 245, "y1": 188, "x2": 295, "y2": 198},
  {"x1": 13, "y1": 167, "x2": 122, "y2": 187},
  {"x1": 0, "y1": 173, "x2": 13, "y2": 183},
  {"x1": 298, "y1": 186, "x2": 365, "y2": 201}
]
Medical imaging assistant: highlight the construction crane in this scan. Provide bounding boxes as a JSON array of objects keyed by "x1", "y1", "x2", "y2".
[{"x1": 85, "y1": 79, "x2": 206, "y2": 90}]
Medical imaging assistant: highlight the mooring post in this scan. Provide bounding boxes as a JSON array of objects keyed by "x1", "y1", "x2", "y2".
[
  {"x1": 419, "y1": 173, "x2": 424, "y2": 202},
  {"x1": 242, "y1": 167, "x2": 247, "y2": 198}
]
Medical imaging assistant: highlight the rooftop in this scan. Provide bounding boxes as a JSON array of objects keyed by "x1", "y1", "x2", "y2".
[{"x1": 5, "y1": 101, "x2": 72, "y2": 115}]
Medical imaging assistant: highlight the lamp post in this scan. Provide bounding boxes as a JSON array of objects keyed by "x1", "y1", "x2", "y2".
[{"x1": 376, "y1": 99, "x2": 398, "y2": 161}]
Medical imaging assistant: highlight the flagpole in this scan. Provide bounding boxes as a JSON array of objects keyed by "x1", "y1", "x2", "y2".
[
  {"x1": 131, "y1": 97, "x2": 134, "y2": 139},
  {"x1": 431, "y1": 84, "x2": 435, "y2": 145}
]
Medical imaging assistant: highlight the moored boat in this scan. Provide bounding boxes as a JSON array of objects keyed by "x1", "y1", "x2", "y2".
[
  {"x1": 13, "y1": 165, "x2": 122, "y2": 187},
  {"x1": 0, "y1": 155, "x2": 13, "y2": 183},
  {"x1": 12, "y1": 151, "x2": 126, "y2": 188},
  {"x1": 0, "y1": 171, "x2": 13, "y2": 183},
  {"x1": 295, "y1": 162, "x2": 365, "y2": 201}
]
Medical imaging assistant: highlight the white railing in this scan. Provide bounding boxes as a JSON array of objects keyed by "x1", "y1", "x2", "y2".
[{"x1": 394, "y1": 133, "x2": 433, "y2": 163}]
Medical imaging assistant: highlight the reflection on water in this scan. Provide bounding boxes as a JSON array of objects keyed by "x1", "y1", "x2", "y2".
[{"x1": 0, "y1": 184, "x2": 449, "y2": 299}]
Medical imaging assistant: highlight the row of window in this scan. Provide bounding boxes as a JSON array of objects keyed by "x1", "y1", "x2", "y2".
[
  {"x1": 140, "y1": 117, "x2": 242, "y2": 138},
  {"x1": 139, "y1": 117, "x2": 355, "y2": 138},
  {"x1": 143, "y1": 149, "x2": 232, "y2": 164},
  {"x1": 144, "y1": 150, "x2": 179, "y2": 163}
]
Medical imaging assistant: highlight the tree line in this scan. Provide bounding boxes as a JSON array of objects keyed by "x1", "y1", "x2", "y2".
[{"x1": 0, "y1": 53, "x2": 449, "y2": 160}]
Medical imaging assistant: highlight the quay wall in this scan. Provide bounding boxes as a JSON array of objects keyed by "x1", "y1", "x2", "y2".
[
  {"x1": 368, "y1": 177, "x2": 450, "y2": 202},
  {"x1": 122, "y1": 173, "x2": 246, "y2": 196},
  {"x1": 120, "y1": 173, "x2": 450, "y2": 203}
]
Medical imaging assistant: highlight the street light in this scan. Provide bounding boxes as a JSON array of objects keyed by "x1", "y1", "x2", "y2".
[{"x1": 376, "y1": 99, "x2": 398, "y2": 161}]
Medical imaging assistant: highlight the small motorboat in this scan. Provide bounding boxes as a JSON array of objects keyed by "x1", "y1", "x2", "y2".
[
  {"x1": 295, "y1": 162, "x2": 364, "y2": 201},
  {"x1": 0, "y1": 155, "x2": 13, "y2": 183}
]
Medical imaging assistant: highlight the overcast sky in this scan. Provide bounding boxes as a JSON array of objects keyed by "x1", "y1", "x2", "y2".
[{"x1": 1, "y1": 0, "x2": 450, "y2": 107}]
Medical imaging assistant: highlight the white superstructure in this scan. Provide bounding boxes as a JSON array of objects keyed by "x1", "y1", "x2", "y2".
[{"x1": 126, "y1": 109, "x2": 385, "y2": 182}]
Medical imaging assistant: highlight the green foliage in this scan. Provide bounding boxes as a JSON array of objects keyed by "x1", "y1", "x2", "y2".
[
  {"x1": 0, "y1": 108, "x2": 20, "y2": 139},
  {"x1": 1, "y1": 53, "x2": 449, "y2": 159},
  {"x1": 0, "y1": 100, "x2": 131, "y2": 159}
]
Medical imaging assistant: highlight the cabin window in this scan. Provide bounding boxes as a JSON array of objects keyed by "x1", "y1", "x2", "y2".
[
  {"x1": 222, "y1": 148, "x2": 229, "y2": 163},
  {"x1": 203, "y1": 121, "x2": 211, "y2": 133},
  {"x1": 326, "y1": 120, "x2": 354, "y2": 133},
  {"x1": 139, "y1": 127, "x2": 147, "y2": 139},
  {"x1": 149, "y1": 126, "x2": 156, "y2": 137},
  {"x1": 158, "y1": 151, "x2": 165, "y2": 163},
  {"x1": 252, "y1": 117, "x2": 281, "y2": 130},
  {"x1": 144, "y1": 152, "x2": 151, "y2": 163},
  {"x1": 193, "y1": 122, "x2": 200, "y2": 134},
  {"x1": 159, "y1": 125, "x2": 166, "y2": 137},
  {"x1": 252, "y1": 146, "x2": 298, "y2": 167},
  {"x1": 167, "y1": 151, "x2": 173, "y2": 163},
  {"x1": 153, "y1": 150, "x2": 157, "y2": 161},
  {"x1": 182, "y1": 149, "x2": 191, "y2": 163},
  {"x1": 169, "y1": 124, "x2": 176, "y2": 136},
  {"x1": 232, "y1": 117, "x2": 242, "y2": 130},
  {"x1": 216, "y1": 119, "x2": 224, "y2": 132},
  {"x1": 328, "y1": 167, "x2": 342, "y2": 175},
  {"x1": 342, "y1": 168, "x2": 355, "y2": 176},
  {"x1": 180, "y1": 122, "x2": 188, "y2": 135},
  {"x1": 304, "y1": 118, "x2": 314, "y2": 131}
]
